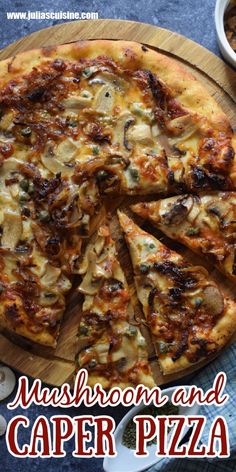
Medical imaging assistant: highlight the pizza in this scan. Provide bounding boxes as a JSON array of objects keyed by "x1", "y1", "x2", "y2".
[
  {"x1": 117, "y1": 211, "x2": 236, "y2": 374},
  {"x1": 131, "y1": 192, "x2": 236, "y2": 282},
  {"x1": 0, "y1": 38, "x2": 234, "y2": 375},
  {"x1": 76, "y1": 223, "x2": 155, "y2": 388}
]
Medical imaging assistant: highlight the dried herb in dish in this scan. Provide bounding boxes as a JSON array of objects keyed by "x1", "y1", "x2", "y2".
[{"x1": 122, "y1": 402, "x2": 179, "y2": 449}]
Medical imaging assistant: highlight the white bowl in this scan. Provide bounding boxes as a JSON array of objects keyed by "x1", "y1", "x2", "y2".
[
  {"x1": 215, "y1": 0, "x2": 236, "y2": 68},
  {"x1": 103, "y1": 385, "x2": 200, "y2": 472}
]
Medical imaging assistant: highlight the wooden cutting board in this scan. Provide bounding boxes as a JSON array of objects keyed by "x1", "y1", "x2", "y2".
[{"x1": 0, "y1": 20, "x2": 235, "y2": 387}]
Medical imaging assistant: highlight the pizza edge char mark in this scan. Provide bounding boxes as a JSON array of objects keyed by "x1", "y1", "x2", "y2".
[
  {"x1": 117, "y1": 210, "x2": 236, "y2": 375},
  {"x1": 0, "y1": 40, "x2": 234, "y2": 350}
]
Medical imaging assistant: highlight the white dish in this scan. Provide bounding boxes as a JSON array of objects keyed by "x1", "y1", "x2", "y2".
[
  {"x1": 103, "y1": 385, "x2": 200, "y2": 472},
  {"x1": 215, "y1": 0, "x2": 236, "y2": 68}
]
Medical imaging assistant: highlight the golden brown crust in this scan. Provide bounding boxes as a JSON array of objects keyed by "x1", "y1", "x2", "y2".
[{"x1": 160, "y1": 298, "x2": 236, "y2": 375}]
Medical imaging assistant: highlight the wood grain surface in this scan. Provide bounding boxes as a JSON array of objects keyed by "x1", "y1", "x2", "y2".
[{"x1": 0, "y1": 20, "x2": 235, "y2": 386}]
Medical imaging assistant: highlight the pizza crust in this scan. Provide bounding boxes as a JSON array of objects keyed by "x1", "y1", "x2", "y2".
[{"x1": 159, "y1": 299, "x2": 236, "y2": 375}]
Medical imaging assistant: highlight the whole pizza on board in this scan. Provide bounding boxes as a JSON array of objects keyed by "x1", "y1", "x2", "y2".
[{"x1": 0, "y1": 40, "x2": 235, "y2": 387}]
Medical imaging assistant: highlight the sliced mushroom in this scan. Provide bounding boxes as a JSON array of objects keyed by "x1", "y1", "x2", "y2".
[
  {"x1": 202, "y1": 285, "x2": 224, "y2": 317},
  {"x1": 93, "y1": 263, "x2": 112, "y2": 280},
  {"x1": 41, "y1": 153, "x2": 74, "y2": 177},
  {"x1": 55, "y1": 138, "x2": 80, "y2": 163},
  {"x1": 79, "y1": 255, "x2": 102, "y2": 295},
  {"x1": 57, "y1": 274, "x2": 72, "y2": 293},
  {"x1": 79, "y1": 275, "x2": 102, "y2": 295},
  {"x1": 187, "y1": 198, "x2": 201, "y2": 223},
  {"x1": 78, "y1": 242, "x2": 94, "y2": 275},
  {"x1": 112, "y1": 263, "x2": 126, "y2": 284},
  {"x1": 159, "y1": 196, "x2": 194, "y2": 225},
  {"x1": 40, "y1": 265, "x2": 61, "y2": 288},
  {"x1": 62, "y1": 94, "x2": 92, "y2": 111},
  {"x1": 89, "y1": 71, "x2": 126, "y2": 89},
  {"x1": 94, "y1": 84, "x2": 114, "y2": 114},
  {"x1": 39, "y1": 291, "x2": 59, "y2": 306},
  {"x1": 127, "y1": 123, "x2": 153, "y2": 147},
  {"x1": 0, "y1": 132, "x2": 15, "y2": 143},
  {"x1": 0, "y1": 366, "x2": 16, "y2": 400},
  {"x1": 0, "y1": 157, "x2": 23, "y2": 177},
  {"x1": 30, "y1": 246, "x2": 48, "y2": 277},
  {"x1": 94, "y1": 234, "x2": 106, "y2": 257},
  {"x1": 9, "y1": 183, "x2": 19, "y2": 199},
  {"x1": 204, "y1": 198, "x2": 230, "y2": 220},
  {"x1": 151, "y1": 123, "x2": 161, "y2": 137},
  {"x1": 1, "y1": 212, "x2": 22, "y2": 250},
  {"x1": 168, "y1": 115, "x2": 198, "y2": 141},
  {"x1": 0, "y1": 111, "x2": 14, "y2": 131},
  {"x1": 78, "y1": 232, "x2": 107, "y2": 277},
  {"x1": 0, "y1": 415, "x2": 7, "y2": 436},
  {"x1": 111, "y1": 337, "x2": 137, "y2": 369},
  {"x1": 157, "y1": 134, "x2": 175, "y2": 157},
  {"x1": 113, "y1": 111, "x2": 135, "y2": 152},
  {"x1": 95, "y1": 342, "x2": 110, "y2": 364}
]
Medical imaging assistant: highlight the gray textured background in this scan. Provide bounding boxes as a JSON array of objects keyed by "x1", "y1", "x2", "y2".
[
  {"x1": 0, "y1": 1, "x2": 224, "y2": 471},
  {"x1": 1, "y1": 0, "x2": 220, "y2": 56}
]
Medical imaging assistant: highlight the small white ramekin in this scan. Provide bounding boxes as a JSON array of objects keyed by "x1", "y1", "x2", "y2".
[{"x1": 215, "y1": 0, "x2": 236, "y2": 68}]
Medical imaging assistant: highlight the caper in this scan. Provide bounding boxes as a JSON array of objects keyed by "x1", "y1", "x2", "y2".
[
  {"x1": 28, "y1": 182, "x2": 35, "y2": 195},
  {"x1": 79, "y1": 325, "x2": 88, "y2": 336},
  {"x1": 127, "y1": 326, "x2": 137, "y2": 336},
  {"x1": 140, "y1": 263, "x2": 149, "y2": 274},
  {"x1": 88, "y1": 359, "x2": 97, "y2": 369},
  {"x1": 0, "y1": 283, "x2": 5, "y2": 295},
  {"x1": 38, "y1": 210, "x2": 51, "y2": 223},
  {"x1": 195, "y1": 297, "x2": 203, "y2": 308},
  {"x1": 19, "y1": 192, "x2": 30, "y2": 203},
  {"x1": 92, "y1": 146, "x2": 100, "y2": 155},
  {"x1": 19, "y1": 179, "x2": 29, "y2": 192},
  {"x1": 129, "y1": 168, "x2": 139, "y2": 181},
  {"x1": 149, "y1": 243, "x2": 155, "y2": 249},
  {"x1": 21, "y1": 127, "x2": 32, "y2": 137},
  {"x1": 96, "y1": 170, "x2": 109, "y2": 182},
  {"x1": 158, "y1": 341, "x2": 169, "y2": 354},
  {"x1": 117, "y1": 357, "x2": 127, "y2": 370},
  {"x1": 186, "y1": 227, "x2": 200, "y2": 236},
  {"x1": 82, "y1": 67, "x2": 95, "y2": 78},
  {"x1": 68, "y1": 120, "x2": 78, "y2": 128}
]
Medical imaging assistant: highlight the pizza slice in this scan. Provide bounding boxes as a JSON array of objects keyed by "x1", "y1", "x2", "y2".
[
  {"x1": 0, "y1": 155, "x2": 104, "y2": 346},
  {"x1": 118, "y1": 211, "x2": 236, "y2": 375},
  {"x1": 76, "y1": 224, "x2": 155, "y2": 389},
  {"x1": 131, "y1": 192, "x2": 236, "y2": 282}
]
